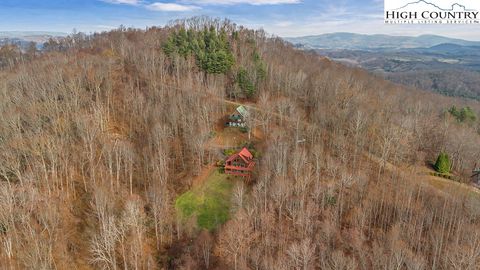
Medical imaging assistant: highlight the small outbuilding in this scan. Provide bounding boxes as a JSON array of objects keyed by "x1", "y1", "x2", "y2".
[{"x1": 224, "y1": 147, "x2": 255, "y2": 180}]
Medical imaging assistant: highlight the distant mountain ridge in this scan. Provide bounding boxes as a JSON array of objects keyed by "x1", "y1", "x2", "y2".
[
  {"x1": 285, "y1": 33, "x2": 480, "y2": 50},
  {"x1": 0, "y1": 31, "x2": 67, "y2": 38},
  {"x1": 286, "y1": 33, "x2": 480, "y2": 100},
  {"x1": 0, "y1": 31, "x2": 68, "y2": 49}
]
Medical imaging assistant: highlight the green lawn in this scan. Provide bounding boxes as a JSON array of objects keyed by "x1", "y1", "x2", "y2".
[{"x1": 176, "y1": 170, "x2": 235, "y2": 230}]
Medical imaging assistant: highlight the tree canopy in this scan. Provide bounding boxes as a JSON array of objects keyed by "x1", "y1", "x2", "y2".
[
  {"x1": 162, "y1": 26, "x2": 266, "y2": 98},
  {"x1": 163, "y1": 26, "x2": 234, "y2": 74}
]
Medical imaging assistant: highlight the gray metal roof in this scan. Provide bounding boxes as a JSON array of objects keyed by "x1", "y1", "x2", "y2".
[{"x1": 236, "y1": 106, "x2": 249, "y2": 118}]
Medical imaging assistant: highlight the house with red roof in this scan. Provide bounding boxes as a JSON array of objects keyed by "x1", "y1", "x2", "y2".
[{"x1": 224, "y1": 147, "x2": 255, "y2": 180}]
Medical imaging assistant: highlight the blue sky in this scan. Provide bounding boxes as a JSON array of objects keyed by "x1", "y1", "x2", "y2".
[{"x1": 0, "y1": 0, "x2": 479, "y2": 40}]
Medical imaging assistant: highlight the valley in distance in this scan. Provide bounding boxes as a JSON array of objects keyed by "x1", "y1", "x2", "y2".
[{"x1": 287, "y1": 32, "x2": 480, "y2": 100}]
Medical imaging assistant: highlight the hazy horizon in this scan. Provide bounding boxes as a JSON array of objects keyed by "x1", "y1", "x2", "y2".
[
  {"x1": 1, "y1": 0, "x2": 480, "y2": 41},
  {"x1": 3, "y1": 29, "x2": 480, "y2": 43}
]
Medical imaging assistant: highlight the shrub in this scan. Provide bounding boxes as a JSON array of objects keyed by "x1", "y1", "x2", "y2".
[
  {"x1": 240, "y1": 141, "x2": 255, "y2": 149},
  {"x1": 249, "y1": 149, "x2": 261, "y2": 158},
  {"x1": 448, "y1": 105, "x2": 476, "y2": 123},
  {"x1": 224, "y1": 149, "x2": 237, "y2": 156},
  {"x1": 326, "y1": 195, "x2": 337, "y2": 206},
  {"x1": 0, "y1": 223, "x2": 6, "y2": 234}
]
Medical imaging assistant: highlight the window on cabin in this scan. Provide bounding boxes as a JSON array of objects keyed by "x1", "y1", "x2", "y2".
[
  {"x1": 233, "y1": 158, "x2": 246, "y2": 167},
  {"x1": 233, "y1": 162, "x2": 243, "y2": 167}
]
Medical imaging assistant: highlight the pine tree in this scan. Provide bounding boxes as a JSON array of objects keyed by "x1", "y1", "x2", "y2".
[
  {"x1": 434, "y1": 152, "x2": 451, "y2": 174},
  {"x1": 162, "y1": 36, "x2": 176, "y2": 56},
  {"x1": 236, "y1": 68, "x2": 255, "y2": 97}
]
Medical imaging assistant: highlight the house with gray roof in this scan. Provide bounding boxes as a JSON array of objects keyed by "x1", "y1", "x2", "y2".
[{"x1": 226, "y1": 106, "x2": 249, "y2": 128}]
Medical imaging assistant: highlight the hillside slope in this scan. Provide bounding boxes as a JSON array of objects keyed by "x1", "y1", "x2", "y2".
[{"x1": 0, "y1": 19, "x2": 479, "y2": 269}]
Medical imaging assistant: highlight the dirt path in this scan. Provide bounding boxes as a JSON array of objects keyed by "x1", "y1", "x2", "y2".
[
  {"x1": 368, "y1": 153, "x2": 480, "y2": 197},
  {"x1": 166, "y1": 83, "x2": 311, "y2": 128},
  {"x1": 191, "y1": 164, "x2": 216, "y2": 187}
]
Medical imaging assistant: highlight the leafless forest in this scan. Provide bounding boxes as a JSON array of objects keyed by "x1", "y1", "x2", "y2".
[{"x1": 0, "y1": 18, "x2": 480, "y2": 269}]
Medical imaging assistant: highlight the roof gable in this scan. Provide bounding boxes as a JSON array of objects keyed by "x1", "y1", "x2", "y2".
[
  {"x1": 226, "y1": 148, "x2": 253, "y2": 164},
  {"x1": 226, "y1": 153, "x2": 240, "y2": 163},
  {"x1": 236, "y1": 106, "x2": 249, "y2": 118},
  {"x1": 239, "y1": 147, "x2": 253, "y2": 161}
]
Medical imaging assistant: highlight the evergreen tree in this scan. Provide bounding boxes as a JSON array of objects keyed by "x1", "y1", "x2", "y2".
[
  {"x1": 162, "y1": 26, "x2": 234, "y2": 74},
  {"x1": 459, "y1": 106, "x2": 476, "y2": 123},
  {"x1": 448, "y1": 106, "x2": 460, "y2": 119},
  {"x1": 447, "y1": 105, "x2": 476, "y2": 123},
  {"x1": 434, "y1": 152, "x2": 451, "y2": 174},
  {"x1": 161, "y1": 25, "x2": 265, "y2": 94},
  {"x1": 253, "y1": 51, "x2": 267, "y2": 81},
  {"x1": 236, "y1": 68, "x2": 255, "y2": 97}
]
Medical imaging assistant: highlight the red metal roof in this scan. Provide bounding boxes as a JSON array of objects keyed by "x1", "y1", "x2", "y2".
[
  {"x1": 225, "y1": 153, "x2": 239, "y2": 163},
  {"x1": 225, "y1": 147, "x2": 253, "y2": 164},
  {"x1": 225, "y1": 148, "x2": 255, "y2": 179},
  {"x1": 239, "y1": 147, "x2": 253, "y2": 161}
]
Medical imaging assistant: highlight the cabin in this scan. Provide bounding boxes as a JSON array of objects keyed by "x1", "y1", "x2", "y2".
[
  {"x1": 472, "y1": 169, "x2": 480, "y2": 187},
  {"x1": 226, "y1": 106, "x2": 249, "y2": 128},
  {"x1": 224, "y1": 147, "x2": 255, "y2": 180}
]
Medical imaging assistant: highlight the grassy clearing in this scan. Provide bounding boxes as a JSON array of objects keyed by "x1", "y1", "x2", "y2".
[
  {"x1": 425, "y1": 175, "x2": 480, "y2": 199},
  {"x1": 176, "y1": 170, "x2": 235, "y2": 230},
  {"x1": 407, "y1": 165, "x2": 480, "y2": 199},
  {"x1": 212, "y1": 126, "x2": 249, "y2": 147}
]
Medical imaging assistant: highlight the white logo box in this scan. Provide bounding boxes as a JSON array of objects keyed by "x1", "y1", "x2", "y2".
[{"x1": 384, "y1": 0, "x2": 480, "y2": 24}]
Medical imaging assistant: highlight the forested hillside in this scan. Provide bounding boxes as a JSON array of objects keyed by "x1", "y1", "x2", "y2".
[
  {"x1": 309, "y1": 47, "x2": 480, "y2": 100},
  {"x1": 286, "y1": 33, "x2": 480, "y2": 100},
  {"x1": 0, "y1": 18, "x2": 480, "y2": 269}
]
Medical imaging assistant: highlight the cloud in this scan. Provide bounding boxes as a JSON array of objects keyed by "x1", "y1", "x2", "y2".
[
  {"x1": 95, "y1": 25, "x2": 118, "y2": 30},
  {"x1": 102, "y1": 0, "x2": 141, "y2": 5},
  {"x1": 274, "y1": 21, "x2": 294, "y2": 27},
  {"x1": 147, "y1": 2, "x2": 201, "y2": 11},
  {"x1": 102, "y1": 0, "x2": 201, "y2": 12},
  {"x1": 102, "y1": 0, "x2": 300, "y2": 13},
  {"x1": 187, "y1": 0, "x2": 301, "y2": 5}
]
